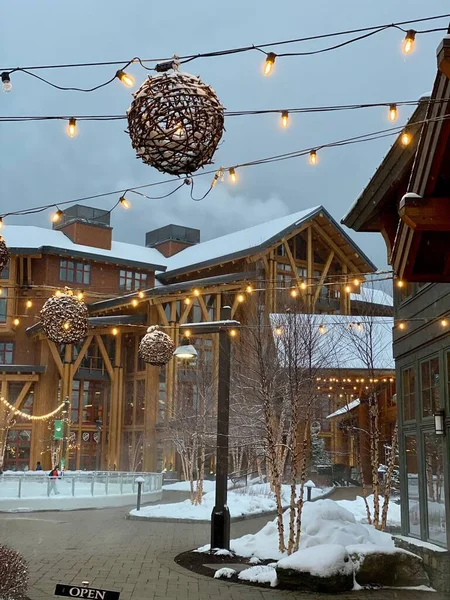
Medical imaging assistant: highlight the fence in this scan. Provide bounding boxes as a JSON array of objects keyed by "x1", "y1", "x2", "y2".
[{"x1": 0, "y1": 471, "x2": 163, "y2": 499}]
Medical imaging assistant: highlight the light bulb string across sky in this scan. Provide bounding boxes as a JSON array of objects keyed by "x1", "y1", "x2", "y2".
[
  {"x1": 1, "y1": 111, "x2": 448, "y2": 223},
  {"x1": 1, "y1": 12, "x2": 448, "y2": 91}
]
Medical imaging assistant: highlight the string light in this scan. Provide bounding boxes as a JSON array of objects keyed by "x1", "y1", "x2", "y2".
[
  {"x1": 237, "y1": 294, "x2": 245, "y2": 303},
  {"x1": 119, "y1": 196, "x2": 131, "y2": 209},
  {"x1": 67, "y1": 117, "x2": 77, "y2": 137},
  {"x1": 400, "y1": 129, "x2": 411, "y2": 146},
  {"x1": 396, "y1": 279, "x2": 405, "y2": 288},
  {"x1": 131, "y1": 299, "x2": 138, "y2": 307},
  {"x1": 263, "y1": 52, "x2": 276, "y2": 76},
  {"x1": 1, "y1": 72, "x2": 12, "y2": 93},
  {"x1": 398, "y1": 322, "x2": 406, "y2": 330},
  {"x1": 388, "y1": 103, "x2": 398, "y2": 122},
  {"x1": 246, "y1": 285, "x2": 253, "y2": 294},
  {"x1": 0, "y1": 288, "x2": 3, "y2": 296},
  {"x1": 441, "y1": 319, "x2": 448, "y2": 327},
  {"x1": 275, "y1": 326, "x2": 283, "y2": 336},
  {"x1": 115, "y1": 69, "x2": 135, "y2": 87},
  {"x1": 318, "y1": 324, "x2": 326, "y2": 335},
  {"x1": 55, "y1": 290, "x2": 62, "y2": 297},
  {"x1": 138, "y1": 291, "x2": 145, "y2": 299},
  {"x1": 13, "y1": 318, "x2": 20, "y2": 326},
  {"x1": 229, "y1": 329, "x2": 238, "y2": 337},
  {"x1": 1, "y1": 396, "x2": 65, "y2": 421},
  {"x1": 184, "y1": 329, "x2": 192, "y2": 338},
  {"x1": 77, "y1": 292, "x2": 84, "y2": 300},
  {"x1": 281, "y1": 111, "x2": 289, "y2": 128},
  {"x1": 229, "y1": 167, "x2": 237, "y2": 183},
  {"x1": 403, "y1": 30, "x2": 416, "y2": 54},
  {"x1": 112, "y1": 327, "x2": 118, "y2": 335},
  {"x1": 184, "y1": 297, "x2": 191, "y2": 305},
  {"x1": 51, "y1": 209, "x2": 63, "y2": 223},
  {"x1": 353, "y1": 278, "x2": 360, "y2": 286},
  {"x1": 193, "y1": 289, "x2": 200, "y2": 297},
  {"x1": 63, "y1": 322, "x2": 71, "y2": 330},
  {"x1": 345, "y1": 285, "x2": 352, "y2": 293},
  {"x1": 0, "y1": 218, "x2": 3, "y2": 230},
  {"x1": 25, "y1": 300, "x2": 32, "y2": 308},
  {"x1": 309, "y1": 150, "x2": 318, "y2": 165},
  {"x1": 300, "y1": 281, "x2": 307, "y2": 290},
  {"x1": 290, "y1": 288, "x2": 298, "y2": 298}
]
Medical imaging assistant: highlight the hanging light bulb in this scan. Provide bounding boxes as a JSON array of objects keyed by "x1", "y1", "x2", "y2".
[
  {"x1": 263, "y1": 52, "x2": 276, "y2": 76},
  {"x1": 1, "y1": 72, "x2": 12, "y2": 93},
  {"x1": 184, "y1": 297, "x2": 191, "y2": 305},
  {"x1": 0, "y1": 288, "x2": 3, "y2": 296},
  {"x1": 119, "y1": 196, "x2": 131, "y2": 209},
  {"x1": 51, "y1": 209, "x2": 63, "y2": 223},
  {"x1": 318, "y1": 324, "x2": 326, "y2": 335},
  {"x1": 300, "y1": 281, "x2": 307, "y2": 290},
  {"x1": 112, "y1": 328, "x2": 119, "y2": 336},
  {"x1": 441, "y1": 319, "x2": 448, "y2": 327},
  {"x1": 345, "y1": 285, "x2": 352, "y2": 293},
  {"x1": 246, "y1": 285, "x2": 253, "y2": 294},
  {"x1": 131, "y1": 299, "x2": 138, "y2": 307},
  {"x1": 281, "y1": 111, "x2": 289, "y2": 128},
  {"x1": 55, "y1": 290, "x2": 62, "y2": 297},
  {"x1": 193, "y1": 289, "x2": 200, "y2": 297},
  {"x1": 309, "y1": 150, "x2": 318, "y2": 165},
  {"x1": 396, "y1": 279, "x2": 405, "y2": 288},
  {"x1": 25, "y1": 300, "x2": 32, "y2": 309},
  {"x1": 229, "y1": 329, "x2": 238, "y2": 337},
  {"x1": 353, "y1": 278, "x2": 360, "y2": 286},
  {"x1": 67, "y1": 118, "x2": 77, "y2": 138},
  {"x1": 138, "y1": 291, "x2": 145, "y2": 299},
  {"x1": 115, "y1": 69, "x2": 135, "y2": 87},
  {"x1": 388, "y1": 104, "x2": 398, "y2": 122},
  {"x1": 0, "y1": 218, "x2": 4, "y2": 230},
  {"x1": 77, "y1": 292, "x2": 84, "y2": 300},
  {"x1": 13, "y1": 317, "x2": 20, "y2": 326},
  {"x1": 229, "y1": 168, "x2": 237, "y2": 183},
  {"x1": 398, "y1": 322, "x2": 406, "y2": 330},
  {"x1": 275, "y1": 326, "x2": 283, "y2": 336},
  {"x1": 290, "y1": 288, "x2": 298, "y2": 298},
  {"x1": 184, "y1": 329, "x2": 192, "y2": 338},
  {"x1": 237, "y1": 293, "x2": 245, "y2": 303},
  {"x1": 356, "y1": 323, "x2": 363, "y2": 332},
  {"x1": 400, "y1": 129, "x2": 411, "y2": 146},
  {"x1": 403, "y1": 30, "x2": 416, "y2": 54}
]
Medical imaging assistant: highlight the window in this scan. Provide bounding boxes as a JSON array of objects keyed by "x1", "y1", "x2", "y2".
[
  {"x1": 59, "y1": 260, "x2": 90, "y2": 284},
  {"x1": 405, "y1": 436, "x2": 420, "y2": 537},
  {"x1": 424, "y1": 434, "x2": 446, "y2": 545},
  {"x1": 1, "y1": 260, "x2": 9, "y2": 280},
  {"x1": 421, "y1": 357, "x2": 440, "y2": 417},
  {"x1": 0, "y1": 342, "x2": 14, "y2": 364},
  {"x1": 4, "y1": 429, "x2": 31, "y2": 471},
  {"x1": 0, "y1": 298, "x2": 6, "y2": 323},
  {"x1": 402, "y1": 367, "x2": 416, "y2": 421},
  {"x1": 119, "y1": 270, "x2": 147, "y2": 291}
]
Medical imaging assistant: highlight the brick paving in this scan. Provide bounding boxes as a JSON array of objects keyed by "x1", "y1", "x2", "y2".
[{"x1": 0, "y1": 498, "x2": 445, "y2": 600}]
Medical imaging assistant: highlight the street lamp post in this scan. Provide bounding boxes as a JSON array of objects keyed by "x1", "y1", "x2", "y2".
[{"x1": 177, "y1": 306, "x2": 239, "y2": 551}]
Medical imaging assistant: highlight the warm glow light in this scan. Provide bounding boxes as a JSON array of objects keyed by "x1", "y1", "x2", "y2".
[
  {"x1": 246, "y1": 285, "x2": 253, "y2": 294},
  {"x1": 398, "y1": 322, "x2": 406, "y2": 330},
  {"x1": 388, "y1": 103, "x2": 398, "y2": 122},
  {"x1": 403, "y1": 30, "x2": 416, "y2": 54},
  {"x1": 0, "y1": 218, "x2": 3, "y2": 230},
  {"x1": 184, "y1": 297, "x2": 191, "y2": 305},
  {"x1": 184, "y1": 329, "x2": 192, "y2": 338},
  {"x1": 67, "y1": 118, "x2": 77, "y2": 137},
  {"x1": 229, "y1": 329, "x2": 238, "y2": 337},
  {"x1": 0, "y1": 288, "x2": 2, "y2": 296},
  {"x1": 356, "y1": 323, "x2": 363, "y2": 331},
  {"x1": 396, "y1": 279, "x2": 405, "y2": 288},
  {"x1": 77, "y1": 292, "x2": 84, "y2": 301},
  {"x1": 55, "y1": 290, "x2": 62, "y2": 297},
  {"x1": 441, "y1": 319, "x2": 448, "y2": 327},
  {"x1": 116, "y1": 69, "x2": 135, "y2": 87},
  {"x1": 275, "y1": 327, "x2": 283, "y2": 336},
  {"x1": 401, "y1": 130, "x2": 411, "y2": 146},
  {"x1": 237, "y1": 294, "x2": 245, "y2": 303},
  {"x1": 263, "y1": 52, "x2": 276, "y2": 76},
  {"x1": 353, "y1": 278, "x2": 360, "y2": 286},
  {"x1": 131, "y1": 299, "x2": 138, "y2": 307},
  {"x1": 175, "y1": 124, "x2": 183, "y2": 136},
  {"x1": 63, "y1": 322, "x2": 71, "y2": 330},
  {"x1": 51, "y1": 209, "x2": 63, "y2": 223},
  {"x1": 281, "y1": 111, "x2": 289, "y2": 128},
  {"x1": 290, "y1": 289, "x2": 298, "y2": 298},
  {"x1": 13, "y1": 318, "x2": 20, "y2": 326},
  {"x1": 345, "y1": 285, "x2": 352, "y2": 293},
  {"x1": 112, "y1": 328, "x2": 118, "y2": 336},
  {"x1": 309, "y1": 150, "x2": 318, "y2": 165},
  {"x1": 318, "y1": 324, "x2": 326, "y2": 335},
  {"x1": 193, "y1": 289, "x2": 200, "y2": 297},
  {"x1": 300, "y1": 281, "x2": 307, "y2": 290},
  {"x1": 229, "y1": 168, "x2": 237, "y2": 183},
  {"x1": 119, "y1": 196, "x2": 131, "y2": 209},
  {"x1": 25, "y1": 300, "x2": 32, "y2": 308}
]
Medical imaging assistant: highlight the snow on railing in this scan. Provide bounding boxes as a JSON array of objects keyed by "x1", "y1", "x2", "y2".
[{"x1": 0, "y1": 471, "x2": 163, "y2": 499}]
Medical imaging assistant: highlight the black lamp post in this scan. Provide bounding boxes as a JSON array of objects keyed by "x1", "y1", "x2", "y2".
[{"x1": 177, "y1": 306, "x2": 240, "y2": 550}]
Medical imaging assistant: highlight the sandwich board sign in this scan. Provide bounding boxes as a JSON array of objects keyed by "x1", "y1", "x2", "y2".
[{"x1": 55, "y1": 585, "x2": 120, "y2": 600}]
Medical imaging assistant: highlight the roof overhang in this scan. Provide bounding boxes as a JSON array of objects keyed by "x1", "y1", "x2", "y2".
[
  {"x1": 0, "y1": 365, "x2": 46, "y2": 374},
  {"x1": 26, "y1": 314, "x2": 147, "y2": 337}
]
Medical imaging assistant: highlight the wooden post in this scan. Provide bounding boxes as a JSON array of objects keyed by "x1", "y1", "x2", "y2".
[
  {"x1": 108, "y1": 332, "x2": 122, "y2": 470},
  {"x1": 307, "y1": 226, "x2": 313, "y2": 312},
  {"x1": 61, "y1": 344, "x2": 73, "y2": 468},
  {"x1": 143, "y1": 306, "x2": 159, "y2": 472}
]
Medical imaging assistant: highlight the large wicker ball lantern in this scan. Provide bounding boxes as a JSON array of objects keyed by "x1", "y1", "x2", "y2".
[
  {"x1": 127, "y1": 69, "x2": 225, "y2": 176},
  {"x1": 0, "y1": 236, "x2": 10, "y2": 276},
  {"x1": 40, "y1": 290, "x2": 88, "y2": 344},
  {"x1": 139, "y1": 325, "x2": 175, "y2": 366}
]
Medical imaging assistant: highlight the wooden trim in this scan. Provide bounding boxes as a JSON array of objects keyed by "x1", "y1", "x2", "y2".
[
  {"x1": 95, "y1": 335, "x2": 114, "y2": 380},
  {"x1": 0, "y1": 374, "x2": 39, "y2": 382},
  {"x1": 179, "y1": 301, "x2": 193, "y2": 324},
  {"x1": 170, "y1": 300, "x2": 177, "y2": 322},
  {"x1": 156, "y1": 303, "x2": 169, "y2": 327},
  {"x1": 311, "y1": 222, "x2": 359, "y2": 273},
  {"x1": 197, "y1": 295, "x2": 211, "y2": 321},
  {"x1": 12, "y1": 381, "x2": 33, "y2": 411},
  {"x1": 313, "y1": 251, "x2": 334, "y2": 306},
  {"x1": 73, "y1": 335, "x2": 93, "y2": 374},
  {"x1": 282, "y1": 238, "x2": 301, "y2": 286},
  {"x1": 47, "y1": 340, "x2": 64, "y2": 378},
  {"x1": 26, "y1": 257, "x2": 32, "y2": 284},
  {"x1": 307, "y1": 226, "x2": 313, "y2": 310}
]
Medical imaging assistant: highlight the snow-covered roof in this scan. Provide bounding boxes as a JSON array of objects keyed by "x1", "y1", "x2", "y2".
[
  {"x1": 350, "y1": 285, "x2": 393, "y2": 307},
  {"x1": 270, "y1": 313, "x2": 394, "y2": 371},
  {"x1": 326, "y1": 398, "x2": 361, "y2": 419},
  {"x1": 162, "y1": 206, "x2": 321, "y2": 276},
  {"x1": 1, "y1": 225, "x2": 167, "y2": 270}
]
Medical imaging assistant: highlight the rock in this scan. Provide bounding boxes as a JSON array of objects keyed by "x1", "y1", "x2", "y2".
[
  {"x1": 276, "y1": 567, "x2": 354, "y2": 593},
  {"x1": 351, "y1": 549, "x2": 430, "y2": 587}
]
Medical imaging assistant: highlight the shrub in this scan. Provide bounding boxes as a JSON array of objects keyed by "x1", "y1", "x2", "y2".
[{"x1": 0, "y1": 545, "x2": 28, "y2": 600}]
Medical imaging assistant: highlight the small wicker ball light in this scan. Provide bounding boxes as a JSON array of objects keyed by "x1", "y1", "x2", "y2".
[
  {"x1": 0, "y1": 236, "x2": 10, "y2": 276},
  {"x1": 40, "y1": 289, "x2": 88, "y2": 344},
  {"x1": 127, "y1": 64, "x2": 225, "y2": 176},
  {"x1": 139, "y1": 326, "x2": 175, "y2": 367}
]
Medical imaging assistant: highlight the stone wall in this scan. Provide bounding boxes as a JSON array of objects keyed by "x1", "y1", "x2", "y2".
[{"x1": 394, "y1": 536, "x2": 450, "y2": 592}]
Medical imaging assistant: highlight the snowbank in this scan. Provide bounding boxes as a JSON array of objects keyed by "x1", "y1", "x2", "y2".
[
  {"x1": 336, "y1": 495, "x2": 401, "y2": 527},
  {"x1": 162, "y1": 480, "x2": 216, "y2": 493},
  {"x1": 277, "y1": 544, "x2": 353, "y2": 578},
  {"x1": 238, "y1": 565, "x2": 278, "y2": 587}
]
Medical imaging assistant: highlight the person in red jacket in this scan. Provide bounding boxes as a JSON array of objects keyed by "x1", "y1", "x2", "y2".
[{"x1": 49, "y1": 466, "x2": 60, "y2": 495}]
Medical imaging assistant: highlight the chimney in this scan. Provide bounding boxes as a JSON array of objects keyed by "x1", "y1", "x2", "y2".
[
  {"x1": 146, "y1": 224, "x2": 200, "y2": 258},
  {"x1": 53, "y1": 204, "x2": 112, "y2": 250}
]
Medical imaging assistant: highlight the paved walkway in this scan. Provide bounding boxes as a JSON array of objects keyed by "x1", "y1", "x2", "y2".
[{"x1": 0, "y1": 496, "x2": 443, "y2": 600}]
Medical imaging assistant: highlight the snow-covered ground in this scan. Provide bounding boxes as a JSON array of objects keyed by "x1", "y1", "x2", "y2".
[
  {"x1": 130, "y1": 482, "x2": 331, "y2": 520},
  {"x1": 336, "y1": 494, "x2": 401, "y2": 527},
  {"x1": 162, "y1": 480, "x2": 216, "y2": 493}
]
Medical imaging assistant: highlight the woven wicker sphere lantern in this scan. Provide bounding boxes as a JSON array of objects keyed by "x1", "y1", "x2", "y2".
[
  {"x1": 0, "y1": 236, "x2": 10, "y2": 276},
  {"x1": 139, "y1": 325, "x2": 175, "y2": 367},
  {"x1": 40, "y1": 290, "x2": 88, "y2": 344},
  {"x1": 127, "y1": 69, "x2": 225, "y2": 176}
]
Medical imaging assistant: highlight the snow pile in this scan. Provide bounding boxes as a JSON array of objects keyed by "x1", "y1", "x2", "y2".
[
  {"x1": 130, "y1": 489, "x2": 278, "y2": 520},
  {"x1": 214, "y1": 568, "x2": 235, "y2": 579},
  {"x1": 277, "y1": 544, "x2": 352, "y2": 578},
  {"x1": 238, "y1": 565, "x2": 278, "y2": 587},
  {"x1": 162, "y1": 480, "x2": 216, "y2": 493},
  {"x1": 227, "y1": 499, "x2": 394, "y2": 560},
  {"x1": 336, "y1": 495, "x2": 401, "y2": 527}
]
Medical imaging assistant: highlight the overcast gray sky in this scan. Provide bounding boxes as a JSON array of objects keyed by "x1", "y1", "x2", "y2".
[{"x1": 1, "y1": 1, "x2": 448, "y2": 271}]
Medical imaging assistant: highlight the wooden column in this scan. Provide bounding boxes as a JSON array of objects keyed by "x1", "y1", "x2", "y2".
[
  {"x1": 61, "y1": 344, "x2": 74, "y2": 467},
  {"x1": 143, "y1": 305, "x2": 160, "y2": 472},
  {"x1": 307, "y1": 226, "x2": 313, "y2": 312},
  {"x1": 108, "y1": 332, "x2": 122, "y2": 470}
]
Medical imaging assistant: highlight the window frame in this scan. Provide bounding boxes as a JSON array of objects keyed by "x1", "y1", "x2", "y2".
[
  {"x1": 119, "y1": 269, "x2": 147, "y2": 292},
  {"x1": 0, "y1": 341, "x2": 14, "y2": 364},
  {"x1": 59, "y1": 260, "x2": 91, "y2": 285}
]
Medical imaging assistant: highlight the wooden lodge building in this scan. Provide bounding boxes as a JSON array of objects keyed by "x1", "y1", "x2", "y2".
[
  {"x1": 0, "y1": 203, "x2": 394, "y2": 476},
  {"x1": 342, "y1": 34, "x2": 450, "y2": 582}
]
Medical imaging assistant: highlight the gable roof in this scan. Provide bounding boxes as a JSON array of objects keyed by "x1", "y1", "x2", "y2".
[
  {"x1": 160, "y1": 205, "x2": 376, "y2": 280},
  {"x1": 1, "y1": 225, "x2": 167, "y2": 271}
]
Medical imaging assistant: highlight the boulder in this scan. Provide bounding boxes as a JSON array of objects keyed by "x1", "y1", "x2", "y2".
[{"x1": 350, "y1": 548, "x2": 430, "y2": 587}]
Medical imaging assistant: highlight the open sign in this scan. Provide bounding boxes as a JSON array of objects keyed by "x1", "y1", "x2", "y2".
[{"x1": 55, "y1": 585, "x2": 119, "y2": 600}]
